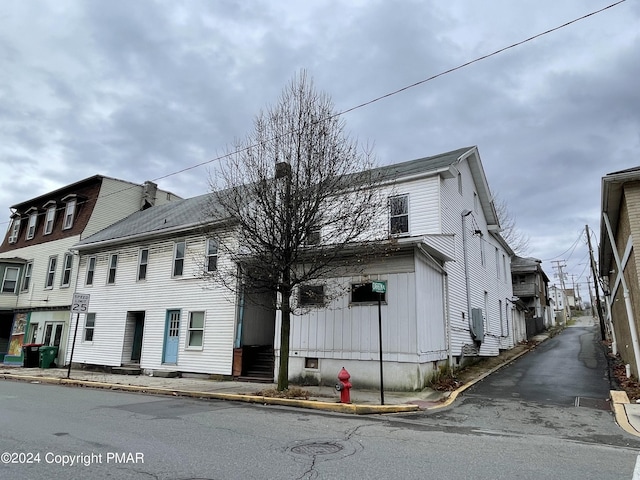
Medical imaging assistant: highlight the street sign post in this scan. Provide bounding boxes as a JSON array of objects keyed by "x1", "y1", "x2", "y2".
[
  {"x1": 372, "y1": 281, "x2": 386, "y2": 405},
  {"x1": 67, "y1": 293, "x2": 90, "y2": 379}
]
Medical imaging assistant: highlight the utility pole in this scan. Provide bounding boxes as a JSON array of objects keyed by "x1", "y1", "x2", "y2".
[
  {"x1": 551, "y1": 260, "x2": 570, "y2": 322},
  {"x1": 585, "y1": 225, "x2": 606, "y2": 340}
]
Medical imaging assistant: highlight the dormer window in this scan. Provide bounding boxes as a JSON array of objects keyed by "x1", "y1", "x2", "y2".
[
  {"x1": 8, "y1": 216, "x2": 21, "y2": 244},
  {"x1": 43, "y1": 202, "x2": 57, "y2": 235},
  {"x1": 63, "y1": 197, "x2": 77, "y2": 230},
  {"x1": 25, "y1": 210, "x2": 38, "y2": 240}
]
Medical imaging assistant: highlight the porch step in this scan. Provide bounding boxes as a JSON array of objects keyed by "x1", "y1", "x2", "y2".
[{"x1": 112, "y1": 366, "x2": 143, "y2": 376}]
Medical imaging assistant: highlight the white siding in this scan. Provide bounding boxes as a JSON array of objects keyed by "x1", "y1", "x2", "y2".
[
  {"x1": 10, "y1": 237, "x2": 80, "y2": 309},
  {"x1": 67, "y1": 232, "x2": 237, "y2": 374},
  {"x1": 82, "y1": 178, "x2": 177, "y2": 239}
]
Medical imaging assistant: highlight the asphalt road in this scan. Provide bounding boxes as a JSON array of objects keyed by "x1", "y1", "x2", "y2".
[
  {"x1": 2, "y1": 316, "x2": 639, "y2": 479},
  {"x1": 0, "y1": 380, "x2": 638, "y2": 478}
]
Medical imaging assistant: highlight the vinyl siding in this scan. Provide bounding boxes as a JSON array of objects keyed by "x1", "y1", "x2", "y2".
[
  {"x1": 82, "y1": 178, "x2": 177, "y2": 239},
  {"x1": 67, "y1": 232, "x2": 237, "y2": 374},
  {"x1": 9, "y1": 236, "x2": 80, "y2": 309}
]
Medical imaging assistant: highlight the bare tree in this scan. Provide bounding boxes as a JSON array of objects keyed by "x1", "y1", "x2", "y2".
[
  {"x1": 494, "y1": 195, "x2": 530, "y2": 255},
  {"x1": 205, "y1": 71, "x2": 389, "y2": 390}
]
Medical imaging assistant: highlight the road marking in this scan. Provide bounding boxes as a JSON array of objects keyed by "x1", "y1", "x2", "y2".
[{"x1": 633, "y1": 454, "x2": 640, "y2": 480}]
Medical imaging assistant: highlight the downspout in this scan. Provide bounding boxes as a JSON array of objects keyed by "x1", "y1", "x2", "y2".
[
  {"x1": 417, "y1": 244, "x2": 452, "y2": 371},
  {"x1": 461, "y1": 210, "x2": 473, "y2": 329},
  {"x1": 603, "y1": 212, "x2": 640, "y2": 376}
]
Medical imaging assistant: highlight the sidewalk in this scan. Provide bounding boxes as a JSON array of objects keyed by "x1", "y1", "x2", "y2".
[
  {"x1": 3, "y1": 329, "x2": 637, "y2": 429},
  {"x1": 0, "y1": 336, "x2": 548, "y2": 415}
]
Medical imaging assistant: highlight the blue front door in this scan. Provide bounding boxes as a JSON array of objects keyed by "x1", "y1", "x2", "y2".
[{"x1": 163, "y1": 310, "x2": 180, "y2": 364}]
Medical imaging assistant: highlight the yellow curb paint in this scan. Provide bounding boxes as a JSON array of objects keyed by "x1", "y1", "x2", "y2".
[
  {"x1": 610, "y1": 389, "x2": 640, "y2": 437},
  {"x1": 1, "y1": 374, "x2": 416, "y2": 415}
]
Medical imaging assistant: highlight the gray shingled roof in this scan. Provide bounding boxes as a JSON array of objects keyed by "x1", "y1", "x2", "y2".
[
  {"x1": 75, "y1": 147, "x2": 474, "y2": 250},
  {"x1": 373, "y1": 146, "x2": 473, "y2": 181},
  {"x1": 75, "y1": 193, "x2": 219, "y2": 248}
]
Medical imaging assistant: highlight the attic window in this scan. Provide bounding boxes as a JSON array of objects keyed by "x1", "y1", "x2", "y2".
[
  {"x1": 43, "y1": 203, "x2": 56, "y2": 235},
  {"x1": 63, "y1": 198, "x2": 77, "y2": 230},
  {"x1": 8, "y1": 217, "x2": 21, "y2": 244},
  {"x1": 299, "y1": 285, "x2": 325, "y2": 306},
  {"x1": 26, "y1": 211, "x2": 38, "y2": 240}
]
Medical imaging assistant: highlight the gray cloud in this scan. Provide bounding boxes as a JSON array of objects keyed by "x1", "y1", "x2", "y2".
[{"x1": 0, "y1": 0, "x2": 638, "y2": 290}]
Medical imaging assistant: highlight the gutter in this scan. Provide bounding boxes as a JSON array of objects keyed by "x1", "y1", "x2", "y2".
[{"x1": 72, "y1": 219, "x2": 232, "y2": 252}]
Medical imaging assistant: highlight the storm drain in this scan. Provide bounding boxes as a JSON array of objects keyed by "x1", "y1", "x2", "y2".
[{"x1": 574, "y1": 396, "x2": 611, "y2": 411}]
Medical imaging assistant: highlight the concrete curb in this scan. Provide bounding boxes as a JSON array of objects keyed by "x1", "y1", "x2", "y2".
[
  {"x1": 0, "y1": 373, "x2": 420, "y2": 415},
  {"x1": 610, "y1": 390, "x2": 640, "y2": 437},
  {"x1": 432, "y1": 343, "x2": 536, "y2": 410}
]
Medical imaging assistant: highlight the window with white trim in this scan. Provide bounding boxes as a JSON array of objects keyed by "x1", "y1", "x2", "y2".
[
  {"x1": 21, "y1": 261, "x2": 33, "y2": 292},
  {"x1": 45, "y1": 256, "x2": 57, "y2": 289},
  {"x1": 173, "y1": 241, "x2": 185, "y2": 277},
  {"x1": 107, "y1": 254, "x2": 118, "y2": 284},
  {"x1": 26, "y1": 212, "x2": 37, "y2": 240},
  {"x1": 187, "y1": 311, "x2": 205, "y2": 348},
  {"x1": 86, "y1": 256, "x2": 96, "y2": 286},
  {"x1": 138, "y1": 248, "x2": 149, "y2": 281},
  {"x1": 61, "y1": 253, "x2": 73, "y2": 287},
  {"x1": 84, "y1": 313, "x2": 95, "y2": 342},
  {"x1": 63, "y1": 198, "x2": 77, "y2": 229},
  {"x1": 44, "y1": 205, "x2": 56, "y2": 235},
  {"x1": 389, "y1": 194, "x2": 409, "y2": 235},
  {"x1": 1, "y1": 267, "x2": 19, "y2": 293},
  {"x1": 8, "y1": 217, "x2": 20, "y2": 243},
  {"x1": 206, "y1": 239, "x2": 217, "y2": 272}
]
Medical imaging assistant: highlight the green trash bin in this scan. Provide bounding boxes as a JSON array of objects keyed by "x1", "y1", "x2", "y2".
[{"x1": 39, "y1": 346, "x2": 59, "y2": 369}]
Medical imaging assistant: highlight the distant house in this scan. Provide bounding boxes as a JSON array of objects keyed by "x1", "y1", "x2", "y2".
[
  {"x1": 600, "y1": 166, "x2": 640, "y2": 378},
  {"x1": 510, "y1": 256, "x2": 552, "y2": 337},
  {"x1": 0, "y1": 176, "x2": 179, "y2": 366},
  {"x1": 65, "y1": 147, "x2": 517, "y2": 390}
]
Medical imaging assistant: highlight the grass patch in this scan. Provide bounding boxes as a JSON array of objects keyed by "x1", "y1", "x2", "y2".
[{"x1": 253, "y1": 387, "x2": 311, "y2": 399}]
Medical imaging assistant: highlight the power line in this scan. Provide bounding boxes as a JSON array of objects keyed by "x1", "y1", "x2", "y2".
[{"x1": 1, "y1": 0, "x2": 627, "y2": 226}]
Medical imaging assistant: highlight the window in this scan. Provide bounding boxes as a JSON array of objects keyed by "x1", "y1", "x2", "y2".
[
  {"x1": 43, "y1": 205, "x2": 56, "y2": 235},
  {"x1": 84, "y1": 313, "x2": 95, "y2": 342},
  {"x1": 45, "y1": 256, "x2": 57, "y2": 289},
  {"x1": 63, "y1": 198, "x2": 77, "y2": 229},
  {"x1": 8, "y1": 217, "x2": 20, "y2": 243},
  {"x1": 107, "y1": 254, "x2": 118, "y2": 284},
  {"x1": 206, "y1": 240, "x2": 217, "y2": 272},
  {"x1": 1, "y1": 267, "x2": 19, "y2": 293},
  {"x1": 502, "y1": 255, "x2": 507, "y2": 283},
  {"x1": 304, "y1": 228, "x2": 321, "y2": 246},
  {"x1": 495, "y1": 248, "x2": 501, "y2": 280},
  {"x1": 187, "y1": 311, "x2": 205, "y2": 348},
  {"x1": 473, "y1": 192, "x2": 479, "y2": 213},
  {"x1": 26, "y1": 212, "x2": 37, "y2": 240},
  {"x1": 61, "y1": 253, "x2": 73, "y2": 287},
  {"x1": 299, "y1": 285, "x2": 325, "y2": 306},
  {"x1": 389, "y1": 195, "x2": 409, "y2": 235},
  {"x1": 351, "y1": 282, "x2": 386, "y2": 303},
  {"x1": 138, "y1": 248, "x2": 149, "y2": 281},
  {"x1": 480, "y1": 238, "x2": 485, "y2": 267},
  {"x1": 458, "y1": 172, "x2": 463, "y2": 195},
  {"x1": 21, "y1": 261, "x2": 33, "y2": 292},
  {"x1": 86, "y1": 256, "x2": 96, "y2": 286},
  {"x1": 173, "y1": 241, "x2": 185, "y2": 277}
]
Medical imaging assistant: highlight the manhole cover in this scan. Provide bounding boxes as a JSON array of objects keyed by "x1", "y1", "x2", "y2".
[{"x1": 291, "y1": 442, "x2": 343, "y2": 456}]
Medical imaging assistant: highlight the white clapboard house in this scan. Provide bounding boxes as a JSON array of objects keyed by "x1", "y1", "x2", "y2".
[{"x1": 67, "y1": 147, "x2": 519, "y2": 389}]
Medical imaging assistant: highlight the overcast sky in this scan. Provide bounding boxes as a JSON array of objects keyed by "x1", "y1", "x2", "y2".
[{"x1": 1, "y1": 0, "x2": 638, "y2": 296}]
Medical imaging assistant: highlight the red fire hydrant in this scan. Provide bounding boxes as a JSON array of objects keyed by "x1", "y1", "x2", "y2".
[{"x1": 335, "y1": 367, "x2": 352, "y2": 404}]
